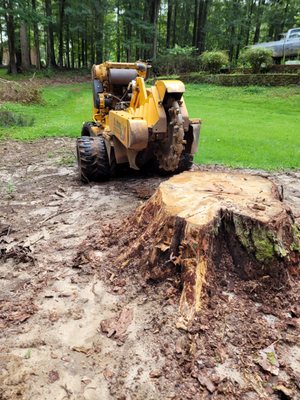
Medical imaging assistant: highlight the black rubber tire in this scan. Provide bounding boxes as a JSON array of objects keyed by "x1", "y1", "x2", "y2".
[
  {"x1": 81, "y1": 122, "x2": 97, "y2": 137},
  {"x1": 76, "y1": 136, "x2": 111, "y2": 182}
]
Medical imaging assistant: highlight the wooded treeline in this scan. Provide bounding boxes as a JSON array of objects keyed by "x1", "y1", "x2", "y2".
[{"x1": 0, "y1": 0, "x2": 298, "y2": 73}]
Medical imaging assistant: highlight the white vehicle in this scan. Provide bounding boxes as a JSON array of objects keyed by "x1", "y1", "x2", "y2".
[{"x1": 252, "y1": 28, "x2": 300, "y2": 63}]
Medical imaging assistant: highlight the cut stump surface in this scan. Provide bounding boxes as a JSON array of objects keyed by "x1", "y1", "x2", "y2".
[{"x1": 118, "y1": 171, "x2": 300, "y2": 328}]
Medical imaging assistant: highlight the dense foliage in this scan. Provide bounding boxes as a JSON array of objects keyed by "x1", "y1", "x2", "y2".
[
  {"x1": 152, "y1": 46, "x2": 199, "y2": 74},
  {"x1": 0, "y1": 0, "x2": 299, "y2": 74},
  {"x1": 200, "y1": 51, "x2": 229, "y2": 73},
  {"x1": 240, "y1": 47, "x2": 274, "y2": 73},
  {"x1": 0, "y1": 110, "x2": 34, "y2": 126}
]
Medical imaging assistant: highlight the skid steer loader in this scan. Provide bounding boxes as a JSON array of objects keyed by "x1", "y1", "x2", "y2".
[{"x1": 76, "y1": 61, "x2": 200, "y2": 182}]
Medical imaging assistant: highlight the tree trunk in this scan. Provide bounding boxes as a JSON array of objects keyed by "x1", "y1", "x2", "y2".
[
  {"x1": 193, "y1": 0, "x2": 199, "y2": 47},
  {"x1": 245, "y1": 0, "x2": 255, "y2": 47},
  {"x1": 236, "y1": 14, "x2": 246, "y2": 62},
  {"x1": 166, "y1": 0, "x2": 173, "y2": 48},
  {"x1": 280, "y1": 0, "x2": 290, "y2": 35},
  {"x1": 71, "y1": 34, "x2": 74, "y2": 69},
  {"x1": 149, "y1": 0, "x2": 160, "y2": 59},
  {"x1": 58, "y1": 0, "x2": 66, "y2": 68},
  {"x1": 90, "y1": 28, "x2": 95, "y2": 65},
  {"x1": 196, "y1": 0, "x2": 210, "y2": 54},
  {"x1": 253, "y1": 0, "x2": 265, "y2": 44},
  {"x1": 0, "y1": 23, "x2": 3, "y2": 65},
  {"x1": 45, "y1": 0, "x2": 56, "y2": 68},
  {"x1": 116, "y1": 172, "x2": 300, "y2": 329},
  {"x1": 82, "y1": 31, "x2": 87, "y2": 68},
  {"x1": 85, "y1": 18, "x2": 88, "y2": 67},
  {"x1": 15, "y1": 46, "x2": 22, "y2": 71},
  {"x1": 95, "y1": 2, "x2": 103, "y2": 63},
  {"x1": 140, "y1": 0, "x2": 148, "y2": 60},
  {"x1": 32, "y1": 0, "x2": 41, "y2": 69},
  {"x1": 20, "y1": 22, "x2": 31, "y2": 72},
  {"x1": 172, "y1": 0, "x2": 177, "y2": 47},
  {"x1": 116, "y1": 0, "x2": 121, "y2": 61},
  {"x1": 228, "y1": 0, "x2": 240, "y2": 61},
  {"x1": 267, "y1": 23, "x2": 275, "y2": 41},
  {"x1": 183, "y1": 2, "x2": 191, "y2": 46},
  {"x1": 81, "y1": 34, "x2": 84, "y2": 67},
  {"x1": 4, "y1": 0, "x2": 17, "y2": 74},
  {"x1": 65, "y1": 16, "x2": 70, "y2": 69},
  {"x1": 125, "y1": 2, "x2": 132, "y2": 62},
  {"x1": 77, "y1": 30, "x2": 81, "y2": 68}
]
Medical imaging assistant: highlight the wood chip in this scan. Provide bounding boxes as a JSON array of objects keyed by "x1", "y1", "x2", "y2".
[
  {"x1": 274, "y1": 385, "x2": 293, "y2": 399},
  {"x1": 257, "y1": 344, "x2": 279, "y2": 375},
  {"x1": 103, "y1": 368, "x2": 115, "y2": 380},
  {"x1": 149, "y1": 370, "x2": 162, "y2": 378},
  {"x1": 48, "y1": 370, "x2": 60, "y2": 383},
  {"x1": 197, "y1": 374, "x2": 216, "y2": 393},
  {"x1": 55, "y1": 190, "x2": 67, "y2": 198},
  {"x1": 100, "y1": 307, "x2": 133, "y2": 340},
  {"x1": 49, "y1": 311, "x2": 59, "y2": 322},
  {"x1": 71, "y1": 346, "x2": 92, "y2": 355},
  {"x1": 81, "y1": 376, "x2": 92, "y2": 385}
]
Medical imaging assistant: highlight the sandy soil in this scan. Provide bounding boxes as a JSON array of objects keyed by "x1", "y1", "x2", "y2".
[{"x1": 0, "y1": 138, "x2": 299, "y2": 400}]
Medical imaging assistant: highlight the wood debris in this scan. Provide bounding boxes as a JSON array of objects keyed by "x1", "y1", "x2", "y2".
[{"x1": 100, "y1": 307, "x2": 133, "y2": 341}]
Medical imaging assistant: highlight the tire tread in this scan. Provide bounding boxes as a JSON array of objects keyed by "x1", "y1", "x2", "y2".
[{"x1": 76, "y1": 136, "x2": 110, "y2": 182}]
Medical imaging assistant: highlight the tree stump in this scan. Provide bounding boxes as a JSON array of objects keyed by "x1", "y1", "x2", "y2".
[{"x1": 118, "y1": 171, "x2": 300, "y2": 329}]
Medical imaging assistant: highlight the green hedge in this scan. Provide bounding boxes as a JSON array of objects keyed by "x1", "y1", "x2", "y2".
[
  {"x1": 233, "y1": 64, "x2": 300, "y2": 74},
  {"x1": 176, "y1": 73, "x2": 300, "y2": 86}
]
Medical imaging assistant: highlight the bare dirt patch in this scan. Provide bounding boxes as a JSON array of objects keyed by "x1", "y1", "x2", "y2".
[{"x1": 0, "y1": 138, "x2": 299, "y2": 400}]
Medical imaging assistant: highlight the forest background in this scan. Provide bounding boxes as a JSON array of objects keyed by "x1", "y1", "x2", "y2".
[{"x1": 0, "y1": 0, "x2": 299, "y2": 75}]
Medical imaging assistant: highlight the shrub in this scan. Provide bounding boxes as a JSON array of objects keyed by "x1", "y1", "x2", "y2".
[
  {"x1": 0, "y1": 110, "x2": 34, "y2": 127},
  {"x1": 240, "y1": 48, "x2": 273, "y2": 73},
  {"x1": 167, "y1": 45, "x2": 197, "y2": 56},
  {"x1": 200, "y1": 51, "x2": 229, "y2": 73},
  {"x1": 0, "y1": 78, "x2": 42, "y2": 104},
  {"x1": 152, "y1": 45, "x2": 199, "y2": 75}
]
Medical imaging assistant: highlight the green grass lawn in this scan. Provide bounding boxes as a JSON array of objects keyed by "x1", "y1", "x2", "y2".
[
  {"x1": 1, "y1": 82, "x2": 299, "y2": 170},
  {"x1": 185, "y1": 84, "x2": 300, "y2": 169},
  {"x1": 0, "y1": 83, "x2": 91, "y2": 140}
]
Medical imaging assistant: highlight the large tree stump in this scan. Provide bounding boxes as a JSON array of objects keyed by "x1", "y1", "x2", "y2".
[{"x1": 118, "y1": 172, "x2": 300, "y2": 329}]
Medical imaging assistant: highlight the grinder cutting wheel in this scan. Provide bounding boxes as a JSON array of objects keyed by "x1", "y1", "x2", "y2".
[{"x1": 76, "y1": 61, "x2": 201, "y2": 182}]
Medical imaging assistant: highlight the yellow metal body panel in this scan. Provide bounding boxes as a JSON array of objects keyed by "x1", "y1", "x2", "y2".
[
  {"x1": 92, "y1": 70, "x2": 187, "y2": 135},
  {"x1": 109, "y1": 111, "x2": 148, "y2": 151},
  {"x1": 92, "y1": 61, "x2": 148, "y2": 81},
  {"x1": 89, "y1": 61, "x2": 199, "y2": 170},
  {"x1": 155, "y1": 80, "x2": 185, "y2": 100},
  {"x1": 128, "y1": 78, "x2": 167, "y2": 134}
]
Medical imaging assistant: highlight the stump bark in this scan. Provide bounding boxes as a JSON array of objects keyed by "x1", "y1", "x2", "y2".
[{"x1": 119, "y1": 171, "x2": 300, "y2": 329}]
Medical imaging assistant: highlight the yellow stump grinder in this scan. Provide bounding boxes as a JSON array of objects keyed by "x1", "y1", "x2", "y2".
[{"x1": 76, "y1": 61, "x2": 201, "y2": 182}]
